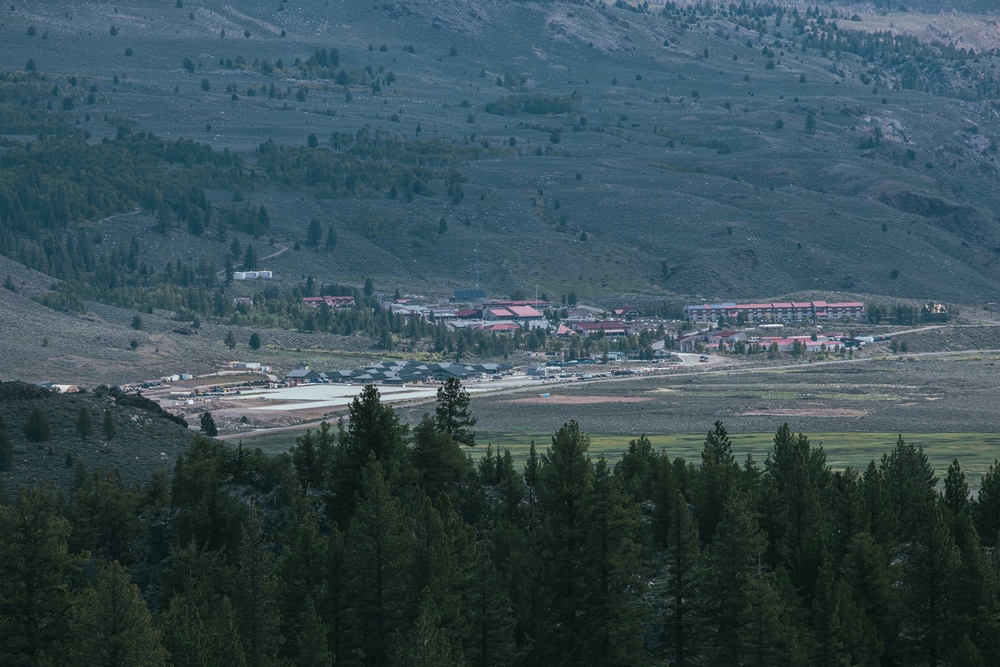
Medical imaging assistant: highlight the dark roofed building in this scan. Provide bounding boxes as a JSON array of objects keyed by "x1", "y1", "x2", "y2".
[{"x1": 285, "y1": 368, "x2": 321, "y2": 386}]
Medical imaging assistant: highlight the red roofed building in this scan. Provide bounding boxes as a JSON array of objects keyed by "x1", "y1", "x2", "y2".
[
  {"x1": 572, "y1": 321, "x2": 630, "y2": 337},
  {"x1": 483, "y1": 307, "x2": 516, "y2": 321},
  {"x1": 482, "y1": 322, "x2": 521, "y2": 333},
  {"x1": 612, "y1": 305, "x2": 640, "y2": 318},
  {"x1": 824, "y1": 302, "x2": 865, "y2": 319},
  {"x1": 508, "y1": 305, "x2": 544, "y2": 319}
]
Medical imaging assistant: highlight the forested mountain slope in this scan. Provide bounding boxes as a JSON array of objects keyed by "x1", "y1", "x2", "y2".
[{"x1": 2, "y1": 0, "x2": 1000, "y2": 305}]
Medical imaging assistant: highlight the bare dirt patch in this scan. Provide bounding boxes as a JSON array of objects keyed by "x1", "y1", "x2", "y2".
[{"x1": 505, "y1": 395, "x2": 654, "y2": 405}]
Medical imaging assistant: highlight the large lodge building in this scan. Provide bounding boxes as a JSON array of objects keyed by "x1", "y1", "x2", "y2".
[{"x1": 684, "y1": 300, "x2": 866, "y2": 323}]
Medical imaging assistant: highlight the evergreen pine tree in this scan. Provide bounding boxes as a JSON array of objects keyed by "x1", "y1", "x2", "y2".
[
  {"x1": 490, "y1": 519, "x2": 542, "y2": 658},
  {"x1": 160, "y1": 590, "x2": 248, "y2": 667},
  {"x1": 69, "y1": 560, "x2": 168, "y2": 667},
  {"x1": 614, "y1": 434, "x2": 659, "y2": 502},
  {"x1": 860, "y1": 460, "x2": 900, "y2": 545},
  {"x1": 578, "y1": 457, "x2": 648, "y2": 665},
  {"x1": 496, "y1": 450, "x2": 526, "y2": 525},
  {"x1": 408, "y1": 497, "x2": 474, "y2": 659},
  {"x1": 841, "y1": 531, "x2": 900, "y2": 662},
  {"x1": 392, "y1": 593, "x2": 464, "y2": 667},
  {"x1": 321, "y1": 526, "x2": 348, "y2": 665},
  {"x1": 327, "y1": 386, "x2": 408, "y2": 525},
  {"x1": 290, "y1": 596, "x2": 334, "y2": 667},
  {"x1": 810, "y1": 561, "x2": 849, "y2": 667},
  {"x1": 663, "y1": 491, "x2": 700, "y2": 667},
  {"x1": 343, "y1": 460, "x2": 413, "y2": 666},
  {"x1": 0, "y1": 423, "x2": 13, "y2": 472},
  {"x1": 67, "y1": 468, "x2": 143, "y2": 564},
  {"x1": 826, "y1": 468, "x2": 868, "y2": 560},
  {"x1": 23, "y1": 405, "x2": 51, "y2": 442},
  {"x1": 736, "y1": 568, "x2": 807, "y2": 667},
  {"x1": 170, "y1": 437, "x2": 247, "y2": 553},
  {"x1": 650, "y1": 453, "x2": 679, "y2": 550},
  {"x1": 535, "y1": 420, "x2": 595, "y2": 665},
  {"x1": 411, "y1": 414, "x2": 469, "y2": 501},
  {"x1": 947, "y1": 512, "x2": 1000, "y2": 666},
  {"x1": 762, "y1": 424, "x2": 829, "y2": 599},
  {"x1": 972, "y1": 459, "x2": 1000, "y2": 547},
  {"x1": 524, "y1": 440, "x2": 540, "y2": 521},
  {"x1": 435, "y1": 378, "x2": 477, "y2": 446},
  {"x1": 943, "y1": 458, "x2": 970, "y2": 517},
  {"x1": 200, "y1": 412, "x2": 218, "y2": 436},
  {"x1": 695, "y1": 420, "x2": 739, "y2": 543},
  {"x1": 277, "y1": 491, "x2": 327, "y2": 641},
  {"x1": 102, "y1": 408, "x2": 115, "y2": 440},
  {"x1": 290, "y1": 429, "x2": 322, "y2": 489},
  {"x1": 233, "y1": 504, "x2": 282, "y2": 667},
  {"x1": 243, "y1": 244, "x2": 257, "y2": 270},
  {"x1": 698, "y1": 488, "x2": 767, "y2": 666},
  {"x1": 881, "y1": 435, "x2": 937, "y2": 541},
  {"x1": 903, "y1": 503, "x2": 961, "y2": 666},
  {"x1": 948, "y1": 634, "x2": 985, "y2": 667},
  {"x1": 76, "y1": 405, "x2": 93, "y2": 441},
  {"x1": 0, "y1": 484, "x2": 79, "y2": 665},
  {"x1": 463, "y1": 545, "x2": 516, "y2": 667}
]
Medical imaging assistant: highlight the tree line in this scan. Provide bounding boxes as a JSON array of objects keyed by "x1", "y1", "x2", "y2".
[{"x1": 3, "y1": 381, "x2": 1000, "y2": 666}]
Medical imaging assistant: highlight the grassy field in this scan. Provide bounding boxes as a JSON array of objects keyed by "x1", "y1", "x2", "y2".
[
  {"x1": 470, "y1": 430, "x2": 1000, "y2": 485},
  {"x1": 226, "y1": 423, "x2": 1000, "y2": 488}
]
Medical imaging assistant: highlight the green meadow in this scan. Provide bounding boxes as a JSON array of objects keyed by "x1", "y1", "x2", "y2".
[
  {"x1": 237, "y1": 426, "x2": 1000, "y2": 488},
  {"x1": 471, "y1": 430, "x2": 1000, "y2": 487}
]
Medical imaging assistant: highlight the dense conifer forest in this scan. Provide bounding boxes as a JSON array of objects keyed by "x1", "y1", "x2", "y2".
[{"x1": 2, "y1": 382, "x2": 999, "y2": 667}]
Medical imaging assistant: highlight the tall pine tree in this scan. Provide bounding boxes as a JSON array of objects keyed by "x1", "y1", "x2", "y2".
[
  {"x1": 662, "y1": 491, "x2": 700, "y2": 667},
  {"x1": 0, "y1": 484, "x2": 79, "y2": 666},
  {"x1": 69, "y1": 560, "x2": 167, "y2": 667},
  {"x1": 343, "y1": 460, "x2": 413, "y2": 666}
]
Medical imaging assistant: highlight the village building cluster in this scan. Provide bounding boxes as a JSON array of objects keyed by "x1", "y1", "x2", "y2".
[
  {"x1": 285, "y1": 361, "x2": 510, "y2": 386},
  {"x1": 676, "y1": 329, "x2": 849, "y2": 354},
  {"x1": 296, "y1": 291, "x2": 651, "y2": 339},
  {"x1": 683, "y1": 300, "x2": 866, "y2": 323}
]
